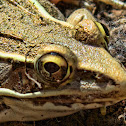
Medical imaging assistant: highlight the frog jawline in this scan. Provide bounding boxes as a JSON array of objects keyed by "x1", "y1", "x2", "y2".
[
  {"x1": 0, "y1": 97, "x2": 113, "y2": 122},
  {"x1": 0, "y1": 88, "x2": 125, "y2": 103},
  {"x1": 0, "y1": 88, "x2": 125, "y2": 122}
]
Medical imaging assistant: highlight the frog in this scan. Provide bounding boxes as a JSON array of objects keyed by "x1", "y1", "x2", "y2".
[{"x1": 0, "y1": 0, "x2": 126, "y2": 123}]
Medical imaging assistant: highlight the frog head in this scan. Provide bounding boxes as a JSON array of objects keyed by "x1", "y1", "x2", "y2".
[{"x1": 0, "y1": 0, "x2": 126, "y2": 122}]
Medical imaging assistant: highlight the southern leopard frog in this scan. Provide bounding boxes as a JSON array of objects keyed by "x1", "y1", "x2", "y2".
[{"x1": 0, "y1": 0, "x2": 126, "y2": 122}]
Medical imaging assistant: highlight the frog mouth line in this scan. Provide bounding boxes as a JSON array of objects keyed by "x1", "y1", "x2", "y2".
[
  {"x1": 0, "y1": 88, "x2": 125, "y2": 111},
  {"x1": 0, "y1": 85, "x2": 123, "y2": 100},
  {"x1": 0, "y1": 83, "x2": 125, "y2": 114}
]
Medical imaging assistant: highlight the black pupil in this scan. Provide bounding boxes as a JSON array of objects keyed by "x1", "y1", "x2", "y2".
[{"x1": 44, "y1": 62, "x2": 60, "y2": 73}]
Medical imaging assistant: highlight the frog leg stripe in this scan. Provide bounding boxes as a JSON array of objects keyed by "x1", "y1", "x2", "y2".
[
  {"x1": 0, "y1": 88, "x2": 126, "y2": 104},
  {"x1": 28, "y1": 0, "x2": 74, "y2": 28}
]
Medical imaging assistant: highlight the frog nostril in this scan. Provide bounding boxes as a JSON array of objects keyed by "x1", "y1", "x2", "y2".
[{"x1": 44, "y1": 62, "x2": 60, "y2": 73}]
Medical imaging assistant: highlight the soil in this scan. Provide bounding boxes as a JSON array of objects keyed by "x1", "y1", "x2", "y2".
[{"x1": 1, "y1": 0, "x2": 126, "y2": 126}]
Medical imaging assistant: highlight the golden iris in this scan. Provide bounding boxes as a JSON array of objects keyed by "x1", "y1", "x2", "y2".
[{"x1": 34, "y1": 52, "x2": 73, "y2": 86}]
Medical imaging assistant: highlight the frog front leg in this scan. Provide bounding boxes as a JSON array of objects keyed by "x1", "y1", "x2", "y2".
[
  {"x1": 8, "y1": 0, "x2": 74, "y2": 28},
  {"x1": 28, "y1": 0, "x2": 74, "y2": 28}
]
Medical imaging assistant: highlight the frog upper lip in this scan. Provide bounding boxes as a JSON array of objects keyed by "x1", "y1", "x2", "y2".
[{"x1": 0, "y1": 87, "x2": 125, "y2": 107}]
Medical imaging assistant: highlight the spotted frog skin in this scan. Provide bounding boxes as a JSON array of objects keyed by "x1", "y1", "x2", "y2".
[{"x1": 0, "y1": 0, "x2": 126, "y2": 123}]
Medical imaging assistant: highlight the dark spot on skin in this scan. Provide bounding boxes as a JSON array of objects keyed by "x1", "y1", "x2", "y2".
[
  {"x1": 18, "y1": 72, "x2": 23, "y2": 85},
  {"x1": 0, "y1": 0, "x2": 3, "y2": 5},
  {"x1": 66, "y1": 83, "x2": 71, "y2": 86},
  {"x1": 0, "y1": 32, "x2": 23, "y2": 42},
  {"x1": 0, "y1": 101, "x2": 10, "y2": 112}
]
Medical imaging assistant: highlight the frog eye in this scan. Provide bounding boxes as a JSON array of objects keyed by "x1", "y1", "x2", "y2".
[
  {"x1": 100, "y1": 23, "x2": 110, "y2": 44},
  {"x1": 34, "y1": 52, "x2": 73, "y2": 87},
  {"x1": 95, "y1": 22, "x2": 109, "y2": 44},
  {"x1": 100, "y1": 23, "x2": 110, "y2": 36}
]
